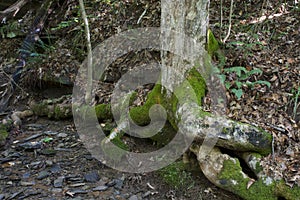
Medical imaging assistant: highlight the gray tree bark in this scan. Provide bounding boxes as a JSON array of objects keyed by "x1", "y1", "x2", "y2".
[{"x1": 161, "y1": 0, "x2": 209, "y2": 92}]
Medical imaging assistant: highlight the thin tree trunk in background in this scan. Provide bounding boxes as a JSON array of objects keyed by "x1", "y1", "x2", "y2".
[{"x1": 79, "y1": 0, "x2": 93, "y2": 103}]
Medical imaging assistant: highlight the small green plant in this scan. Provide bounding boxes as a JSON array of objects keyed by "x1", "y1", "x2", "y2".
[
  {"x1": 18, "y1": 37, "x2": 55, "y2": 65},
  {"x1": 227, "y1": 35, "x2": 265, "y2": 59},
  {"x1": 51, "y1": 5, "x2": 81, "y2": 31},
  {"x1": 0, "y1": 20, "x2": 22, "y2": 38},
  {"x1": 51, "y1": 19, "x2": 79, "y2": 31},
  {"x1": 219, "y1": 66, "x2": 271, "y2": 99},
  {"x1": 159, "y1": 161, "x2": 195, "y2": 190},
  {"x1": 42, "y1": 137, "x2": 53, "y2": 143}
]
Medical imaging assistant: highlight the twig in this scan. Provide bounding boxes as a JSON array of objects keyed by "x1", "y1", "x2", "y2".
[
  {"x1": 220, "y1": 0, "x2": 223, "y2": 29},
  {"x1": 0, "y1": 69, "x2": 26, "y2": 93},
  {"x1": 266, "y1": 123, "x2": 288, "y2": 134},
  {"x1": 272, "y1": 132, "x2": 275, "y2": 161},
  {"x1": 137, "y1": 5, "x2": 148, "y2": 24},
  {"x1": 222, "y1": 0, "x2": 233, "y2": 43}
]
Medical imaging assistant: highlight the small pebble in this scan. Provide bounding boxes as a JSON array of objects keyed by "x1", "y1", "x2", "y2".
[
  {"x1": 57, "y1": 132, "x2": 68, "y2": 138},
  {"x1": 92, "y1": 185, "x2": 108, "y2": 191},
  {"x1": 54, "y1": 176, "x2": 64, "y2": 188},
  {"x1": 37, "y1": 170, "x2": 50, "y2": 180},
  {"x1": 50, "y1": 164, "x2": 62, "y2": 173},
  {"x1": 20, "y1": 181, "x2": 35, "y2": 186},
  {"x1": 142, "y1": 191, "x2": 151, "y2": 198},
  {"x1": 128, "y1": 195, "x2": 139, "y2": 200}
]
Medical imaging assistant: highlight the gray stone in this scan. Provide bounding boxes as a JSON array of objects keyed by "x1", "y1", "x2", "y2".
[
  {"x1": 54, "y1": 176, "x2": 64, "y2": 188},
  {"x1": 84, "y1": 171, "x2": 100, "y2": 183},
  {"x1": 37, "y1": 170, "x2": 50, "y2": 180},
  {"x1": 128, "y1": 195, "x2": 139, "y2": 200},
  {"x1": 92, "y1": 185, "x2": 108, "y2": 191}
]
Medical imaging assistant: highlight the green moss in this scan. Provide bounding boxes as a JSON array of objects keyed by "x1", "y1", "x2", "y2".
[
  {"x1": 95, "y1": 104, "x2": 113, "y2": 121},
  {"x1": 129, "y1": 106, "x2": 152, "y2": 126},
  {"x1": 31, "y1": 101, "x2": 72, "y2": 120},
  {"x1": 72, "y1": 104, "x2": 113, "y2": 122},
  {"x1": 31, "y1": 101, "x2": 49, "y2": 117},
  {"x1": 174, "y1": 67, "x2": 206, "y2": 106},
  {"x1": 111, "y1": 135, "x2": 128, "y2": 151},
  {"x1": 159, "y1": 160, "x2": 194, "y2": 190},
  {"x1": 127, "y1": 67, "x2": 206, "y2": 129},
  {"x1": 219, "y1": 159, "x2": 276, "y2": 200},
  {"x1": 52, "y1": 105, "x2": 72, "y2": 119},
  {"x1": 129, "y1": 84, "x2": 164, "y2": 126},
  {"x1": 150, "y1": 122, "x2": 176, "y2": 146},
  {"x1": 276, "y1": 180, "x2": 300, "y2": 200},
  {"x1": 207, "y1": 29, "x2": 220, "y2": 57}
]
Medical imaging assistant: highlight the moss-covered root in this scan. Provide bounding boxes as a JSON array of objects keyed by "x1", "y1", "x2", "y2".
[
  {"x1": 30, "y1": 97, "x2": 72, "y2": 120},
  {"x1": 185, "y1": 114, "x2": 272, "y2": 155},
  {"x1": 11, "y1": 110, "x2": 33, "y2": 126},
  {"x1": 240, "y1": 152, "x2": 264, "y2": 178},
  {"x1": 190, "y1": 144, "x2": 300, "y2": 200}
]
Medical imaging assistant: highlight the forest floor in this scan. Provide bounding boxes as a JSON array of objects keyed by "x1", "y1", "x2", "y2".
[{"x1": 0, "y1": 0, "x2": 299, "y2": 199}]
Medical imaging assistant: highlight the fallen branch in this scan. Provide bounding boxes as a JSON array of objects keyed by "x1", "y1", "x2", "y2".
[{"x1": 0, "y1": 0, "x2": 29, "y2": 22}]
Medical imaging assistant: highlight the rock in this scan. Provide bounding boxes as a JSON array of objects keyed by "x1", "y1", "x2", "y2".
[
  {"x1": 0, "y1": 157, "x2": 13, "y2": 164},
  {"x1": 51, "y1": 188, "x2": 63, "y2": 194},
  {"x1": 128, "y1": 195, "x2": 139, "y2": 200},
  {"x1": 84, "y1": 171, "x2": 100, "y2": 183},
  {"x1": 66, "y1": 175, "x2": 84, "y2": 183},
  {"x1": 22, "y1": 133, "x2": 44, "y2": 142},
  {"x1": 40, "y1": 149, "x2": 57, "y2": 156},
  {"x1": 44, "y1": 131, "x2": 58, "y2": 135},
  {"x1": 69, "y1": 183, "x2": 86, "y2": 187},
  {"x1": 17, "y1": 141, "x2": 42, "y2": 150},
  {"x1": 92, "y1": 185, "x2": 108, "y2": 191},
  {"x1": 57, "y1": 132, "x2": 68, "y2": 138},
  {"x1": 22, "y1": 172, "x2": 31, "y2": 179},
  {"x1": 142, "y1": 191, "x2": 151, "y2": 198},
  {"x1": 50, "y1": 164, "x2": 62, "y2": 173},
  {"x1": 20, "y1": 181, "x2": 35, "y2": 186},
  {"x1": 37, "y1": 170, "x2": 50, "y2": 180},
  {"x1": 106, "y1": 179, "x2": 116, "y2": 187},
  {"x1": 54, "y1": 176, "x2": 64, "y2": 188},
  {"x1": 114, "y1": 178, "x2": 124, "y2": 190},
  {"x1": 26, "y1": 124, "x2": 47, "y2": 131},
  {"x1": 9, "y1": 191, "x2": 23, "y2": 199},
  {"x1": 45, "y1": 160, "x2": 53, "y2": 166},
  {"x1": 66, "y1": 189, "x2": 87, "y2": 196}
]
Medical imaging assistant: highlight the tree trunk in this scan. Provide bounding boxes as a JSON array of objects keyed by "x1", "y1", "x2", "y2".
[
  {"x1": 157, "y1": 1, "x2": 299, "y2": 200},
  {"x1": 161, "y1": 0, "x2": 208, "y2": 92}
]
